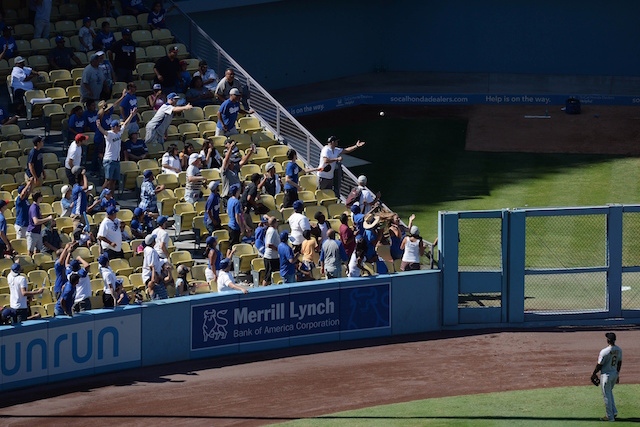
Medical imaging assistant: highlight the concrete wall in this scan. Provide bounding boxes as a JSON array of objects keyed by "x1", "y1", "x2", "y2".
[
  {"x1": 189, "y1": 0, "x2": 640, "y2": 89},
  {"x1": 0, "y1": 271, "x2": 440, "y2": 391}
]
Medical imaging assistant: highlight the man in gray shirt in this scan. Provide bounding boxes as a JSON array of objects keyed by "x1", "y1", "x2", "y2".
[
  {"x1": 145, "y1": 93, "x2": 193, "y2": 144},
  {"x1": 80, "y1": 54, "x2": 106, "y2": 103},
  {"x1": 319, "y1": 229, "x2": 349, "y2": 279}
]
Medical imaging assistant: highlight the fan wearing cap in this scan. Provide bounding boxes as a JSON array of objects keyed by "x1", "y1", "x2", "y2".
[
  {"x1": 67, "y1": 256, "x2": 92, "y2": 312},
  {"x1": 178, "y1": 60, "x2": 192, "y2": 93},
  {"x1": 0, "y1": 26, "x2": 17, "y2": 59},
  {"x1": 78, "y1": 16, "x2": 96, "y2": 52},
  {"x1": 258, "y1": 162, "x2": 282, "y2": 197},
  {"x1": 201, "y1": 138, "x2": 222, "y2": 170},
  {"x1": 319, "y1": 229, "x2": 349, "y2": 279},
  {"x1": 68, "y1": 106, "x2": 87, "y2": 142},
  {"x1": 204, "y1": 236, "x2": 222, "y2": 283},
  {"x1": 0, "y1": 199, "x2": 13, "y2": 255},
  {"x1": 277, "y1": 231, "x2": 296, "y2": 284},
  {"x1": 139, "y1": 169, "x2": 165, "y2": 215},
  {"x1": 8, "y1": 263, "x2": 44, "y2": 322},
  {"x1": 42, "y1": 216, "x2": 63, "y2": 256},
  {"x1": 355, "y1": 175, "x2": 380, "y2": 215},
  {"x1": 351, "y1": 204, "x2": 365, "y2": 237},
  {"x1": 97, "y1": 50, "x2": 116, "y2": 99},
  {"x1": 282, "y1": 148, "x2": 321, "y2": 209},
  {"x1": 261, "y1": 216, "x2": 280, "y2": 286},
  {"x1": 27, "y1": 190, "x2": 54, "y2": 256},
  {"x1": 185, "y1": 152, "x2": 207, "y2": 204},
  {"x1": 153, "y1": 44, "x2": 181, "y2": 92},
  {"x1": 215, "y1": 87, "x2": 254, "y2": 137},
  {"x1": 152, "y1": 215, "x2": 170, "y2": 259},
  {"x1": 98, "y1": 206, "x2": 124, "y2": 259},
  {"x1": 48, "y1": 35, "x2": 82, "y2": 70},
  {"x1": 109, "y1": 28, "x2": 136, "y2": 83},
  {"x1": 144, "y1": 92, "x2": 193, "y2": 145},
  {"x1": 227, "y1": 183, "x2": 250, "y2": 247},
  {"x1": 362, "y1": 213, "x2": 383, "y2": 263},
  {"x1": 217, "y1": 257, "x2": 248, "y2": 294},
  {"x1": 204, "y1": 180, "x2": 222, "y2": 233},
  {"x1": 592, "y1": 332, "x2": 623, "y2": 421},
  {"x1": 317, "y1": 136, "x2": 366, "y2": 195},
  {"x1": 14, "y1": 180, "x2": 33, "y2": 239},
  {"x1": 148, "y1": 83, "x2": 166, "y2": 111},
  {"x1": 54, "y1": 272, "x2": 80, "y2": 317},
  {"x1": 93, "y1": 89, "x2": 127, "y2": 174},
  {"x1": 220, "y1": 139, "x2": 254, "y2": 202},
  {"x1": 65, "y1": 133, "x2": 88, "y2": 185},
  {"x1": 83, "y1": 99, "x2": 99, "y2": 134},
  {"x1": 175, "y1": 264, "x2": 194, "y2": 297},
  {"x1": 95, "y1": 21, "x2": 115, "y2": 52},
  {"x1": 10, "y1": 55, "x2": 39, "y2": 117},
  {"x1": 131, "y1": 207, "x2": 153, "y2": 239},
  {"x1": 142, "y1": 234, "x2": 169, "y2": 299},
  {"x1": 96, "y1": 105, "x2": 137, "y2": 192},
  {"x1": 80, "y1": 52, "x2": 106, "y2": 103},
  {"x1": 400, "y1": 223, "x2": 425, "y2": 271},
  {"x1": 253, "y1": 215, "x2": 270, "y2": 256},
  {"x1": 288, "y1": 200, "x2": 311, "y2": 255},
  {"x1": 24, "y1": 143, "x2": 45, "y2": 187},
  {"x1": 120, "y1": 82, "x2": 140, "y2": 134},
  {"x1": 54, "y1": 272, "x2": 79, "y2": 317}
]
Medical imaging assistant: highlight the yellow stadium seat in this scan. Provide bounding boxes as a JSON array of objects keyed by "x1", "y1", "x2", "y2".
[
  {"x1": 183, "y1": 107, "x2": 205, "y2": 123},
  {"x1": 267, "y1": 145, "x2": 288, "y2": 159},
  {"x1": 299, "y1": 175, "x2": 318, "y2": 192},
  {"x1": 54, "y1": 20, "x2": 78, "y2": 37},
  {"x1": 66, "y1": 85, "x2": 81, "y2": 102},
  {"x1": 33, "y1": 252, "x2": 55, "y2": 270},
  {"x1": 252, "y1": 131, "x2": 278, "y2": 148},
  {"x1": 145, "y1": 45, "x2": 165, "y2": 62},
  {"x1": 174, "y1": 202, "x2": 197, "y2": 237},
  {"x1": 197, "y1": 121, "x2": 217, "y2": 139},
  {"x1": 151, "y1": 28, "x2": 173, "y2": 45},
  {"x1": 0, "y1": 140, "x2": 21, "y2": 158},
  {"x1": 169, "y1": 250, "x2": 194, "y2": 268},
  {"x1": 304, "y1": 205, "x2": 328, "y2": 220},
  {"x1": 232, "y1": 243, "x2": 258, "y2": 275},
  {"x1": 237, "y1": 116, "x2": 262, "y2": 134},
  {"x1": 110, "y1": 258, "x2": 133, "y2": 277},
  {"x1": 0, "y1": 157, "x2": 21, "y2": 174},
  {"x1": 316, "y1": 189, "x2": 339, "y2": 206},
  {"x1": 15, "y1": 39, "x2": 31, "y2": 57},
  {"x1": 327, "y1": 203, "x2": 348, "y2": 219},
  {"x1": 119, "y1": 161, "x2": 139, "y2": 192},
  {"x1": 156, "y1": 173, "x2": 179, "y2": 190},
  {"x1": 42, "y1": 152, "x2": 61, "y2": 169},
  {"x1": 72, "y1": 246, "x2": 94, "y2": 262},
  {"x1": 96, "y1": 17, "x2": 117, "y2": 31},
  {"x1": 14, "y1": 24, "x2": 35, "y2": 40},
  {"x1": 178, "y1": 122, "x2": 199, "y2": 140},
  {"x1": 117, "y1": 15, "x2": 139, "y2": 31},
  {"x1": 298, "y1": 190, "x2": 317, "y2": 207},
  {"x1": 59, "y1": 3, "x2": 81, "y2": 20},
  {"x1": 203, "y1": 105, "x2": 219, "y2": 121}
]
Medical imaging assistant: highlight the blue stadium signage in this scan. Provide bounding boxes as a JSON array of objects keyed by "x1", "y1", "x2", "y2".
[{"x1": 190, "y1": 283, "x2": 391, "y2": 350}]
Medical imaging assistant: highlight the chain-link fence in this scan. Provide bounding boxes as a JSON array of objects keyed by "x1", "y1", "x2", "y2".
[
  {"x1": 622, "y1": 211, "x2": 640, "y2": 309},
  {"x1": 458, "y1": 217, "x2": 502, "y2": 270},
  {"x1": 524, "y1": 214, "x2": 606, "y2": 313}
]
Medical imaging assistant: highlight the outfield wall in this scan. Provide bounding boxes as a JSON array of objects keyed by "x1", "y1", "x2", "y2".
[{"x1": 0, "y1": 271, "x2": 439, "y2": 391}]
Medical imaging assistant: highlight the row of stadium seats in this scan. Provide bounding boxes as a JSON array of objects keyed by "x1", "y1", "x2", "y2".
[{"x1": 4, "y1": 14, "x2": 163, "y2": 41}]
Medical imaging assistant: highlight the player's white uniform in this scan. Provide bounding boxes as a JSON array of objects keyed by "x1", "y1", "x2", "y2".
[{"x1": 598, "y1": 344, "x2": 622, "y2": 421}]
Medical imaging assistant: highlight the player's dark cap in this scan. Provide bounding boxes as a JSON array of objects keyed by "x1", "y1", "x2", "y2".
[{"x1": 605, "y1": 332, "x2": 616, "y2": 342}]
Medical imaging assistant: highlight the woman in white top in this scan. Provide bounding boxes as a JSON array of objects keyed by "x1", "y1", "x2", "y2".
[
  {"x1": 347, "y1": 235, "x2": 367, "y2": 278},
  {"x1": 161, "y1": 144, "x2": 182, "y2": 175},
  {"x1": 401, "y1": 225, "x2": 425, "y2": 271}
]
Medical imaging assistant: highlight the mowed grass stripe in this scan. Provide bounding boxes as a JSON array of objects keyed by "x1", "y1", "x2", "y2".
[{"x1": 277, "y1": 384, "x2": 640, "y2": 426}]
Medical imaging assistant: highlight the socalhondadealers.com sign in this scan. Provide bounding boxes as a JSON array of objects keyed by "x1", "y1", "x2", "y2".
[{"x1": 190, "y1": 283, "x2": 390, "y2": 350}]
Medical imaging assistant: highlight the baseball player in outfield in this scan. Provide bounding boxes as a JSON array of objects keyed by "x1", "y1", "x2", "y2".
[{"x1": 591, "y1": 332, "x2": 622, "y2": 422}]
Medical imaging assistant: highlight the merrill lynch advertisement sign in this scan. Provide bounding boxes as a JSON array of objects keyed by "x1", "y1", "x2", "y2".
[{"x1": 191, "y1": 283, "x2": 390, "y2": 350}]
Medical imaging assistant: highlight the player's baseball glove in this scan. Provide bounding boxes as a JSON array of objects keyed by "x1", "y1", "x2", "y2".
[{"x1": 591, "y1": 374, "x2": 600, "y2": 386}]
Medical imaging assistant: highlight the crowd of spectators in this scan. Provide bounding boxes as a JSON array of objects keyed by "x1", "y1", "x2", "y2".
[{"x1": 0, "y1": 2, "x2": 430, "y2": 326}]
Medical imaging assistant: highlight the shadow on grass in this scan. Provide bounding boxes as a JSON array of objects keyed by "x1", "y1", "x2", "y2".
[{"x1": 299, "y1": 105, "x2": 629, "y2": 209}]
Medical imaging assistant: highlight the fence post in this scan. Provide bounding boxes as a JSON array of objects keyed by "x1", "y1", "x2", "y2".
[
  {"x1": 507, "y1": 209, "x2": 526, "y2": 323},
  {"x1": 607, "y1": 204, "x2": 623, "y2": 317},
  {"x1": 439, "y1": 211, "x2": 459, "y2": 326},
  {"x1": 501, "y1": 209, "x2": 510, "y2": 322}
]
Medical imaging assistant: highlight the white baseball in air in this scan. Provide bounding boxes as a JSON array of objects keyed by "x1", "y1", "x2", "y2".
[{"x1": 379, "y1": 111, "x2": 385, "y2": 116}]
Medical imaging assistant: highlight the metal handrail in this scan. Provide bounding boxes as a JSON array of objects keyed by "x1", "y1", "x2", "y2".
[{"x1": 164, "y1": 1, "x2": 360, "y2": 199}]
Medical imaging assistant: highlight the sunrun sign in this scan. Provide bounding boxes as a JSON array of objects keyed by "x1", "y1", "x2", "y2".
[{"x1": 190, "y1": 282, "x2": 391, "y2": 350}]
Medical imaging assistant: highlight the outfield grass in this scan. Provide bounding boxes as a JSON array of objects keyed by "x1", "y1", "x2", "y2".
[
  {"x1": 278, "y1": 384, "x2": 640, "y2": 426},
  {"x1": 305, "y1": 114, "x2": 640, "y2": 241}
]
